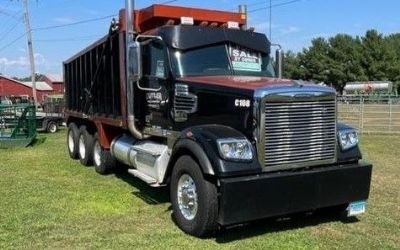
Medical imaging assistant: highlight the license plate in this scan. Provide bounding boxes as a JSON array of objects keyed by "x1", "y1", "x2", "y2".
[{"x1": 347, "y1": 201, "x2": 366, "y2": 216}]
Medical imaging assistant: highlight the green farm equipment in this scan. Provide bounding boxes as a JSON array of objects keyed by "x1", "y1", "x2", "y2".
[{"x1": 0, "y1": 104, "x2": 37, "y2": 148}]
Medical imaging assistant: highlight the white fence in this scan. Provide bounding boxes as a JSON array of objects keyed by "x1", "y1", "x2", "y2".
[{"x1": 337, "y1": 96, "x2": 400, "y2": 134}]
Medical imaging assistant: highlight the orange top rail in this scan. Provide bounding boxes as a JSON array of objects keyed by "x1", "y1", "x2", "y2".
[{"x1": 119, "y1": 4, "x2": 246, "y2": 33}]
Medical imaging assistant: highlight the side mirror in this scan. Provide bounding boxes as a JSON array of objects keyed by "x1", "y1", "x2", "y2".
[
  {"x1": 275, "y1": 48, "x2": 284, "y2": 79},
  {"x1": 128, "y1": 41, "x2": 141, "y2": 82}
]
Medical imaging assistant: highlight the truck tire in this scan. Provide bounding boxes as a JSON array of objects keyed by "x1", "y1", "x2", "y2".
[
  {"x1": 67, "y1": 123, "x2": 79, "y2": 159},
  {"x1": 46, "y1": 121, "x2": 58, "y2": 133},
  {"x1": 78, "y1": 126, "x2": 94, "y2": 166},
  {"x1": 170, "y1": 156, "x2": 218, "y2": 237},
  {"x1": 93, "y1": 133, "x2": 115, "y2": 175}
]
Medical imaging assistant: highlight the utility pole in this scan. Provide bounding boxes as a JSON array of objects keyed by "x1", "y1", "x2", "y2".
[
  {"x1": 22, "y1": 0, "x2": 37, "y2": 106},
  {"x1": 269, "y1": 0, "x2": 272, "y2": 42}
]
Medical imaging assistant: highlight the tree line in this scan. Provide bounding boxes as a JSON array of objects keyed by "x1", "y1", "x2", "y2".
[
  {"x1": 283, "y1": 29, "x2": 400, "y2": 93},
  {"x1": 12, "y1": 73, "x2": 46, "y2": 82}
]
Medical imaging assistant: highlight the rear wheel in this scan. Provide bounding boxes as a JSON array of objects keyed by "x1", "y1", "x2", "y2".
[
  {"x1": 93, "y1": 133, "x2": 115, "y2": 175},
  {"x1": 170, "y1": 156, "x2": 218, "y2": 237},
  {"x1": 78, "y1": 126, "x2": 94, "y2": 166},
  {"x1": 67, "y1": 123, "x2": 79, "y2": 159}
]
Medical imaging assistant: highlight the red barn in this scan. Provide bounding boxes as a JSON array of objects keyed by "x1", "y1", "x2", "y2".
[
  {"x1": 0, "y1": 75, "x2": 55, "y2": 103},
  {"x1": 43, "y1": 74, "x2": 64, "y2": 94}
]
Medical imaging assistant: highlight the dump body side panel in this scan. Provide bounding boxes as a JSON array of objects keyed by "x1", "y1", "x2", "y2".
[{"x1": 64, "y1": 32, "x2": 122, "y2": 122}]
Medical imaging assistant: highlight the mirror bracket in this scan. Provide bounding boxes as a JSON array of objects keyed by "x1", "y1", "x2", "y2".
[
  {"x1": 131, "y1": 35, "x2": 164, "y2": 92},
  {"x1": 271, "y1": 43, "x2": 284, "y2": 79}
]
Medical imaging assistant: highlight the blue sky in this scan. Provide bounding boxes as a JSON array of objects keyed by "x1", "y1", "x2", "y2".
[{"x1": 0, "y1": 0, "x2": 399, "y2": 77}]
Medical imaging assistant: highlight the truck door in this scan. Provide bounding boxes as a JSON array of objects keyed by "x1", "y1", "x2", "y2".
[{"x1": 137, "y1": 40, "x2": 171, "y2": 131}]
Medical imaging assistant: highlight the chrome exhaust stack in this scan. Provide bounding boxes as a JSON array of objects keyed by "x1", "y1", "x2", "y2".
[{"x1": 125, "y1": 0, "x2": 147, "y2": 139}]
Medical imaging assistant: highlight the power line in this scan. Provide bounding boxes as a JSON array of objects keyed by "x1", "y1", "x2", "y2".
[
  {"x1": 0, "y1": 1, "x2": 12, "y2": 13},
  {"x1": 36, "y1": 35, "x2": 103, "y2": 42},
  {"x1": 0, "y1": 8, "x2": 21, "y2": 21},
  {"x1": 0, "y1": 20, "x2": 21, "y2": 43},
  {"x1": 33, "y1": 14, "x2": 116, "y2": 31},
  {"x1": 248, "y1": 0, "x2": 302, "y2": 13},
  {"x1": 0, "y1": 8, "x2": 24, "y2": 45},
  {"x1": 0, "y1": 14, "x2": 115, "y2": 53},
  {"x1": 248, "y1": 0, "x2": 289, "y2": 7},
  {"x1": 160, "y1": 0, "x2": 178, "y2": 4},
  {"x1": 227, "y1": 0, "x2": 286, "y2": 11},
  {"x1": 0, "y1": 32, "x2": 25, "y2": 55}
]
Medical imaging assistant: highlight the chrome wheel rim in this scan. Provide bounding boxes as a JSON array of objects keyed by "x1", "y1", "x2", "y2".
[
  {"x1": 68, "y1": 131, "x2": 75, "y2": 153},
  {"x1": 93, "y1": 141, "x2": 102, "y2": 167},
  {"x1": 79, "y1": 135, "x2": 86, "y2": 159},
  {"x1": 177, "y1": 174, "x2": 198, "y2": 220}
]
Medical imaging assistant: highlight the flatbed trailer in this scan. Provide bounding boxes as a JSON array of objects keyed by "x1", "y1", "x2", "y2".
[{"x1": 36, "y1": 96, "x2": 65, "y2": 133}]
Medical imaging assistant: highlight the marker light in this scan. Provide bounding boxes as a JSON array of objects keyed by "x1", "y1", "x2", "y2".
[
  {"x1": 227, "y1": 21, "x2": 239, "y2": 29},
  {"x1": 180, "y1": 16, "x2": 194, "y2": 25}
]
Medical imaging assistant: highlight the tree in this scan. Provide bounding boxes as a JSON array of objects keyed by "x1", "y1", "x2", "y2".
[
  {"x1": 298, "y1": 37, "x2": 331, "y2": 83},
  {"x1": 361, "y1": 30, "x2": 398, "y2": 81},
  {"x1": 384, "y1": 33, "x2": 400, "y2": 87},
  {"x1": 327, "y1": 34, "x2": 367, "y2": 91},
  {"x1": 283, "y1": 51, "x2": 306, "y2": 79},
  {"x1": 13, "y1": 73, "x2": 45, "y2": 82},
  {"x1": 283, "y1": 29, "x2": 400, "y2": 94}
]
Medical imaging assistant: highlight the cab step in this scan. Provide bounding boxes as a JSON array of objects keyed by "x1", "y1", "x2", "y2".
[{"x1": 127, "y1": 169, "x2": 163, "y2": 187}]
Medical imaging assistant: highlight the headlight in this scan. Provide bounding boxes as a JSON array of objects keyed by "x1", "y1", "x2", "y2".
[
  {"x1": 217, "y1": 138, "x2": 253, "y2": 161},
  {"x1": 338, "y1": 129, "x2": 359, "y2": 150}
]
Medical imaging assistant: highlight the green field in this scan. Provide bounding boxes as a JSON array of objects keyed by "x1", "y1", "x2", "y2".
[{"x1": 0, "y1": 132, "x2": 399, "y2": 249}]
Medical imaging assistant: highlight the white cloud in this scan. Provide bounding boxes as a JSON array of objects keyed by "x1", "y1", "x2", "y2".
[
  {"x1": 253, "y1": 21, "x2": 278, "y2": 31},
  {"x1": 0, "y1": 53, "x2": 63, "y2": 77},
  {"x1": 0, "y1": 53, "x2": 46, "y2": 67},
  {"x1": 0, "y1": 57, "x2": 29, "y2": 67},
  {"x1": 85, "y1": 9, "x2": 101, "y2": 15},
  {"x1": 280, "y1": 26, "x2": 301, "y2": 35},
  {"x1": 53, "y1": 17, "x2": 76, "y2": 23}
]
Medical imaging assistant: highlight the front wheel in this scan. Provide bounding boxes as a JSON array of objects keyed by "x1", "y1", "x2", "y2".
[{"x1": 170, "y1": 156, "x2": 218, "y2": 237}]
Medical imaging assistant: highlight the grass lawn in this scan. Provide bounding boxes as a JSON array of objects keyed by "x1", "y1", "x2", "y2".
[{"x1": 0, "y1": 131, "x2": 399, "y2": 249}]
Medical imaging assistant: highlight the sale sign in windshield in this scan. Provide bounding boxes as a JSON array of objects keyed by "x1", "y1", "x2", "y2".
[{"x1": 229, "y1": 47, "x2": 262, "y2": 72}]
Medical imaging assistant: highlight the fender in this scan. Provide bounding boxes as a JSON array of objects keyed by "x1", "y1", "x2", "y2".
[
  {"x1": 337, "y1": 122, "x2": 362, "y2": 163},
  {"x1": 165, "y1": 125, "x2": 262, "y2": 182}
]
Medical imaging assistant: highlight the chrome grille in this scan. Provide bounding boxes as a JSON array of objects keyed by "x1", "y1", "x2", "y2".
[{"x1": 263, "y1": 99, "x2": 336, "y2": 169}]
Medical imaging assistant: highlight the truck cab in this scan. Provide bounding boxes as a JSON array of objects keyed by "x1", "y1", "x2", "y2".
[{"x1": 64, "y1": 3, "x2": 372, "y2": 237}]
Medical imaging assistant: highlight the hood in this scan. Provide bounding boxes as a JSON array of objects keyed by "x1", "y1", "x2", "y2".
[
  {"x1": 178, "y1": 75, "x2": 309, "y2": 91},
  {"x1": 177, "y1": 76, "x2": 337, "y2": 97}
]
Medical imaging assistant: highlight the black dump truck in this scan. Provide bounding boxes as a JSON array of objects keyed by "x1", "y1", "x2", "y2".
[{"x1": 63, "y1": 1, "x2": 372, "y2": 237}]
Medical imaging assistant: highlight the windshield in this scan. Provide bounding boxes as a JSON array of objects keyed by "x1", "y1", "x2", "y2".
[{"x1": 172, "y1": 43, "x2": 275, "y2": 77}]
